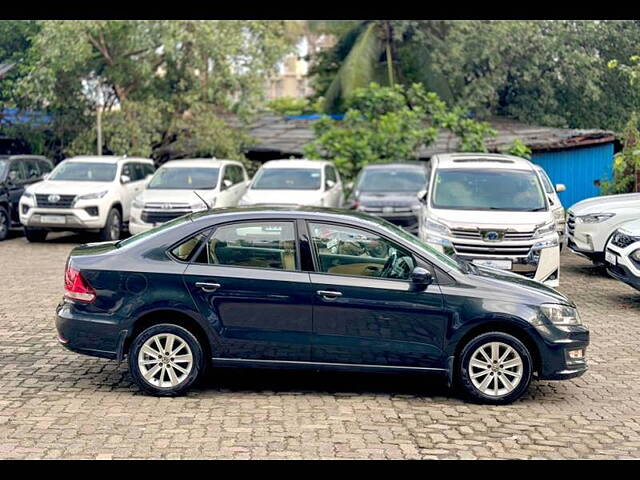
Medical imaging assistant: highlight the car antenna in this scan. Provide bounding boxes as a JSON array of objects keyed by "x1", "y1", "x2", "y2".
[{"x1": 193, "y1": 191, "x2": 212, "y2": 210}]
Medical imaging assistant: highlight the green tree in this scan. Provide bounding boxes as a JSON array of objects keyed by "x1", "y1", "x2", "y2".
[
  {"x1": 304, "y1": 82, "x2": 495, "y2": 180},
  {"x1": 600, "y1": 114, "x2": 640, "y2": 194}
]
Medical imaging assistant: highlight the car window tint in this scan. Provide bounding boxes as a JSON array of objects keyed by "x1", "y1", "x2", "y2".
[
  {"x1": 308, "y1": 222, "x2": 416, "y2": 280},
  {"x1": 171, "y1": 230, "x2": 211, "y2": 261},
  {"x1": 325, "y1": 165, "x2": 337, "y2": 183},
  {"x1": 25, "y1": 159, "x2": 40, "y2": 179},
  {"x1": 132, "y1": 163, "x2": 146, "y2": 181},
  {"x1": 196, "y1": 222, "x2": 297, "y2": 271},
  {"x1": 38, "y1": 159, "x2": 53, "y2": 174},
  {"x1": 8, "y1": 161, "x2": 26, "y2": 182}
]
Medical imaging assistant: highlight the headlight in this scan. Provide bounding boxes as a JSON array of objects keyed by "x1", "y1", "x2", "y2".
[
  {"x1": 533, "y1": 221, "x2": 556, "y2": 238},
  {"x1": 74, "y1": 190, "x2": 108, "y2": 205},
  {"x1": 132, "y1": 195, "x2": 144, "y2": 209},
  {"x1": 631, "y1": 249, "x2": 640, "y2": 262},
  {"x1": 411, "y1": 204, "x2": 422, "y2": 213},
  {"x1": 424, "y1": 217, "x2": 451, "y2": 236},
  {"x1": 22, "y1": 191, "x2": 35, "y2": 200},
  {"x1": 553, "y1": 209, "x2": 565, "y2": 221},
  {"x1": 540, "y1": 304, "x2": 582, "y2": 326},
  {"x1": 577, "y1": 213, "x2": 615, "y2": 224}
]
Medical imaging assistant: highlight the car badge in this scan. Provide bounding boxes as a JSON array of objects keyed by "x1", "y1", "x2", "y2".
[
  {"x1": 48, "y1": 194, "x2": 61, "y2": 203},
  {"x1": 484, "y1": 231, "x2": 501, "y2": 242},
  {"x1": 162, "y1": 203, "x2": 171, "y2": 209}
]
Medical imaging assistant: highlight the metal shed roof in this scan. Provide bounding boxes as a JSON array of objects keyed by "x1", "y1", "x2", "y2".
[{"x1": 239, "y1": 113, "x2": 615, "y2": 159}]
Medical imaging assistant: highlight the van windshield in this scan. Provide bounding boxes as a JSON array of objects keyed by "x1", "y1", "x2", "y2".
[
  {"x1": 49, "y1": 162, "x2": 117, "y2": 182},
  {"x1": 148, "y1": 167, "x2": 220, "y2": 190},
  {"x1": 252, "y1": 168, "x2": 321, "y2": 190},
  {"x1": 357, "y1": 168, "x2": 426, "y2": 192},
  {"x1": 432, "y1": 169, "x2": 547, "y2": 211}
]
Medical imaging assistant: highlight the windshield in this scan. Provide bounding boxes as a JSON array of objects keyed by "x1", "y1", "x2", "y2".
[
  {"x1": 432, "y1": 169, "x2": 547, "y2": 211},
  {"x1": 148, "y1": 167, "x2": 220, "y2": 190},
  {"x1": 357, "y1": 168, "x2": 426, "y2": 193},
  {"x1": 49, "y1": 162, "x2": 117, "y2": 182},
  {"x1": 379, "y1": 220, "x2": 465, "y2": 272},
  {"x1": 252, "y1": 168, "x2": 322, "y2": 190}
]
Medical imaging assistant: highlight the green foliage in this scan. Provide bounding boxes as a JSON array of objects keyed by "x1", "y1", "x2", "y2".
[
  {"x1": 266, "y1": 97, "x2": 322, "y2": 116},
  {"x1": 304, "y1": 82, "x2": 495, "y2": 180},
  {"x1": 600, "y1": 114, "x2": 640, "y2": 194},
  {"x1": 505, "y1": 139, "x2": 532, "y2": 159}
]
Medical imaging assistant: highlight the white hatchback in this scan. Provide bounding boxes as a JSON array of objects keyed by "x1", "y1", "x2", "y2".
[
  {"x1": 238, "y1": 159, "x2": 343, "y2": 208},
  {"x1": 129, "y1": 159, "x2": 249, "y2": 235}
]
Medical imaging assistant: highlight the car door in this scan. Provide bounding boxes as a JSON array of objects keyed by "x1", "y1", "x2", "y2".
[
  {"x1": 182, "y1": 220, "x2": 313, "y2": 361},
  {"x1": 120, "y1": 163, "x2": 143, "y2": 220},
  {"x1": 6, "y1": 160, "x2": 27, "y2": 224},
  {"x1": 217, "y1": 165, "x2": 235, "y2": 207},
  {"x1": 306, "y1": 221, "x2": 448, "y2": 368}
]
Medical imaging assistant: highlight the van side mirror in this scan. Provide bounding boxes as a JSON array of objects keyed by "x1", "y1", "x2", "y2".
[
  {"x1": 410, "y1": 266, "x2": 433, "y2": 290},
  {"x1": 221, "y1": 178, "x2": 233, "y2": 190},
  {"x1": 417, "y1": 189, "x2": 428, "y2": 203},
  {"x1": 555, "y1": 184, "x2": 566, "y2": 193},
  {"x1": 120, "y1": 175, "x2": 131, "y2": 184},
  {"x1": 325, "y1": 179, "x2": 336, "y2": 190}
]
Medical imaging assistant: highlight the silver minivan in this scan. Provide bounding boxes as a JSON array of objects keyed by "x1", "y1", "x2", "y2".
[{"x1": 417, "y1": 153, "x2": 561, "y2": 286}]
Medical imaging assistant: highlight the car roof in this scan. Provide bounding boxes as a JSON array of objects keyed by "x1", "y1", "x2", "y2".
[
  {"x1": 260, "y1": 159, "x2": 330, "y2": 169},
  {"x1": 0, "y1": 154, "x2": 49, "y2": 161},
  {"x1": 64, "y1": 155, "x2": 153, "y2": 164},
  {"x1": 160, "y1": 159, "x2": 238, "y2": 169},
  {"x1": 360, "y1": 162, "x2": 428, "y2": 171},
  {"x1": 433, "y1": 153, "x2": 535, "y2": 171}
]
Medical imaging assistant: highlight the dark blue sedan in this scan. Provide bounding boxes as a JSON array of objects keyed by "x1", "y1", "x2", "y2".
[{"x1": 56, "y1": 207, "x2": 589, "y2": 404}]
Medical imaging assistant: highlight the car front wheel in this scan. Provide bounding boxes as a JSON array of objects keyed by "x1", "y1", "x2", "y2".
[
  {"x1": 128, "y1": 324, "x2": 205, "y2": 396},
  {"x1": 457, "y1": 331, "x2": 533, "y2": 405},
  {"x1": 0, "y1": 206, "x2": 9, "y2": 241},
  {"x1": 99, "y1": 208, "x2": 121, "y2": 241},
  {"x1": 24, "y1": 227, "x2": 48, "y2": 242}
]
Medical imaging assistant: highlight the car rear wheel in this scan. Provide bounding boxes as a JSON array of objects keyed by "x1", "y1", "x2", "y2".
[
  {"x1": 457, "y1": 331, "x2": 532, "y2": 405},
  {"x1": 24, "y1": 227, "x2": 48, "y2": 242},
  {"x1": 0, "y1": 206, "x2": 9, "y2": 241},
  {"x1": 99, "y1": 208, "x2": 121, "y2": 241},
  {"x1": 128, "y1": 324, "x2": 204, "y2": 396}
]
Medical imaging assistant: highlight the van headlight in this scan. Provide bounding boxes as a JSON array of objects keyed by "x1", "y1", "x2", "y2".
[
  {"x1": 540, "y1": 304, "x2": 582, "y2": 326},
  {"x1": 577, "y1": 213, "x2": 615, "y2": 223},
  {"x1": 630, "y1": 249, "x2": 640, "y2": 262},
  {"x1": 424, "y1": 217, "x2": 451, "y2": 236},
  {"x1": 533, "y1": 221, "x2": 556, "y2": 238},
  {"x1": 132, "y1": 195, "x2": 144, "y2": 209}
]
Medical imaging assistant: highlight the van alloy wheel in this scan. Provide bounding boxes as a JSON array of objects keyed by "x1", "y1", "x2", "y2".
[
  {"x1": 0, "y1": 210, "x2": 8, "y2": 240},
  {"x1": 469, "y1": 341, "x2": 523, "y2": 397},
  {"x1": 137, "y1": 333, "x2": 194, "y2": 388}
]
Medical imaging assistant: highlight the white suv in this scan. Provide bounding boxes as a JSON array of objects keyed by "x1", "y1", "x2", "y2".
[
  {"x1": 19, "y1": 156, "x2": 154, "y2": 242},
  {"x1": 417, "y1": 153, "x2": 560, "y2": 286},
  {"x1": 604, "y1": 218, "x2": 640, "y2": 291},
  {"x1": 566, "y1": 192, "x2": 640, "y2": 265},
  {"x1": 129, "y1": 159, "x2": 249, "y2": 235},
  {"x1": 238, "y1": 159, "x2": 343, "y2": 207}
]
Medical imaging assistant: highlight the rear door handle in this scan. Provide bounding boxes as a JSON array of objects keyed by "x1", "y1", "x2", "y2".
[
  {"x1": 196, "y1": 282, "x2": 221, "y2": 292},
  {"x1": 316, "y1": 290, "x2": 342, "y2": 300}
]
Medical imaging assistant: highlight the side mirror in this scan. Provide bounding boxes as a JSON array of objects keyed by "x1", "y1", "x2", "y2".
[
  {"x1": 417, "y1": 189, "x2": 428, "y2": 203},
  {"x1": 325, "y1": 179, "x2": 336, "y2": 190},
  {"x1": 120, "y1": 175, "x2": 131, "y2": 184},
  {"x1": 221, "y1": 178, "x2": 233, "y2": 190},
  {"x1": 409, "y1": 266, "x2": 434, "y2": 290},
  {"x1": 42, "y1": 173, "x2": 50, "y2": 181},
  {"x1": 555, "y1": 184, "x2": 566, "y2": 193}
]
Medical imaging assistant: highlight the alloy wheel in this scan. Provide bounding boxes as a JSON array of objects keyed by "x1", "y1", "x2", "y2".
[
  {"x1": 469, "y1": 341, "x2": 523, "y2": 397},
  {"x1": 137, "y1": 333, "x2": 194, "y2": 388},
  {"x1": 0, "y1": 211, "x2": 8, "y2": 239},
  {"x1": 109, "y1": 211, "x2": 121, "y2": 240}
]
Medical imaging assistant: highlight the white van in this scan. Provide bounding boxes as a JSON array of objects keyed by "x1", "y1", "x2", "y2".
[
  {"x1": 417, "y1": 153, "x2": 560, "y2": 286},
  {"x1": 129, "y1": 159, "x2": 249, "y2": 234}
]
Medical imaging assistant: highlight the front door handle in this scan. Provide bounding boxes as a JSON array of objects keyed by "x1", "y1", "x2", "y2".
[
  {"x1": 316, "y1": 290, "x2": 342, "y2": 300},
  {"x1": 196, "y1": 282, "x2": 221, "y2": 292}
]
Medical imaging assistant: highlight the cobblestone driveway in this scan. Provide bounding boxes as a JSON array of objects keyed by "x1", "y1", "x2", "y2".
[{"x1": 1, "y1": 231, "x2": 639, "y2": 459}]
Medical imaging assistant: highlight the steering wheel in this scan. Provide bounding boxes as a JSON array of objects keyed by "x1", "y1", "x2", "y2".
[{"x1": 379, "y1": 250, "x2": 399, "y2": 278}]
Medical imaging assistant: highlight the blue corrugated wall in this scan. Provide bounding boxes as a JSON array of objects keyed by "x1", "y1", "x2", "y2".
[{"x1": 531, "y1": 143, "x2": 615, "y2": 207}]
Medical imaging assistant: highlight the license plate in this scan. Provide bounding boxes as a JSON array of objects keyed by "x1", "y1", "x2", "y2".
[
  {"x1": 41, "y1": 215, "x2": 66, "y2": 225},
  {"x1": 605, "y1": 250, "x2": 617, "y2": 265},
  {"x1": 472, "y1": 259, "x2": 513, "y2": 270}
]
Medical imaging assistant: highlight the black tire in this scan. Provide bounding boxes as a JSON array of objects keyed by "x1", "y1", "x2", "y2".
[
  {"x1": 0, "y1": 206, "x2": 9, "y2": 241},
  {"x1": 99, "y1": 208, "x2": 121, "y2": 241},
  {"x1": 128, "y1": 324, "x2": 205, "y2": 397},
  {"x1": 24, "y1": 227, "x2": 48, "y2": 242},
  {"x1": 456, "y1": 331, "x2": 533, "y2": 405}
]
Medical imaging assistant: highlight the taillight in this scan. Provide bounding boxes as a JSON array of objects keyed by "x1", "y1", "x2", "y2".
[{"x1": 64, "y1": 265, "x2": 96, "y2": 303}]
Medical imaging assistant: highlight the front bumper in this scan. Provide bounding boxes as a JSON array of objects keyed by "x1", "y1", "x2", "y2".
[
  {"x1": 604, "y1": 242, "x2": 640, "y2": 291},
  {"x1": 20, "y1": 202, "x2": 106, "y2": 230},
  {"x1": 532, "y1": 323, "x2": 589, "y2": 380}
]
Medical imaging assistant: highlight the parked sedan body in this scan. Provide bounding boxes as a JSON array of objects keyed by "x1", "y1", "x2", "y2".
[
  {"x1": 238, "y1": 159, "x2": 343, "y2": 207},
  {"x1": 129, "y1": 159, "x2": 249, "y2": 235},
  {"x1": 56, "y1": 207, "x2": 588, "y2": 404},
  {"x1": 604, "y1": 218, "x2": 640, "y2": 291},
  {"x1": 345, "y1": 162, "x2": 427, "y2": 234}
]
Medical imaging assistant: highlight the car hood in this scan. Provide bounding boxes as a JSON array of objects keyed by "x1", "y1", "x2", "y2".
[
  {"x1": 26, "y1": 180, "x2": 113, "y2": 196},
  {"x1": 241, "y1": 189, "x2": 324, "y2": 206},
  {"x1": 356, "y1": 191, "x2": 420, "y2": 207},
  {"x1": 618, "y1": 218, "x2": 640, "y2": 236},
  {"x1": 467, "y1": 264, "x2": 574, "y2": 307},
  {"x1": 430, "y1": 208, "x2": 553, "y2": 230},
  {"x1": 569, "y1": 193, "x2": 640, "y2": 215},
  {"x1": 137, "y1": 188, "x2": 217, "y2": 205}
]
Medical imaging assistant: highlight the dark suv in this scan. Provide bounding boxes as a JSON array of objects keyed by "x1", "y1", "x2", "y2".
[
  {"x1": 56, "y1": 207, "x2": 588, "y2": 404},
  {"x1": 345, "y1": 162, "x2": 428, "y2": 234},
  {"x1": 0, "y1": 155, "x2": 54, "y2": 241}
]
